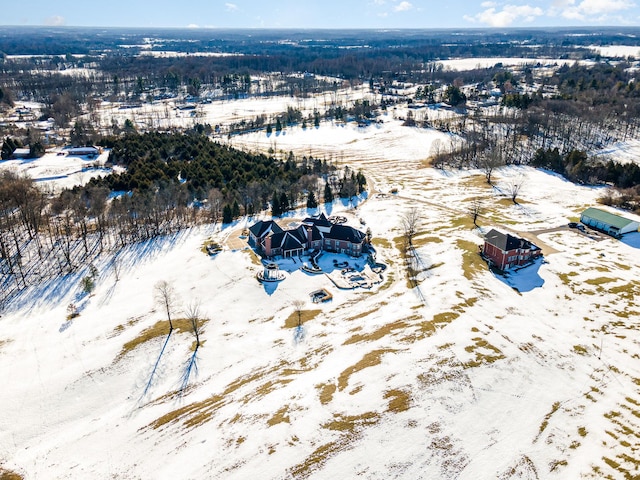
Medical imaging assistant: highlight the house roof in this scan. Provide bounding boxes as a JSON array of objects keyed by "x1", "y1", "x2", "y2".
[
  {"x1": 303, "y1": 213, "x2": 333, "y2": 229},
  {"x1": 484, "y1": 229, "x2": 533, "y2": 251},
  {"x1": 581, "y1": 207, "x2": 637, "y2": 229},
  {"x1": 327, "y1": 224, "x2": 366, "y2": 244},
  {"x1": 270, "y1": 231, "x2": 305, "y2": 252},
  {"x1": 249, "y1": 220, "x2": 283, "y2": 239}
]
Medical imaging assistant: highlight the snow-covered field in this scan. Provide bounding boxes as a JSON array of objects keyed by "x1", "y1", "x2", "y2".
[
  {"x1": 0, "y1": 149, "x2": 111, "y2": 192},
  {"x1": 1, "y1": 117, "x2": 640, "y2": 480}
]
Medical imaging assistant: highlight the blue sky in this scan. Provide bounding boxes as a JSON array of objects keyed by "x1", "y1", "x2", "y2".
[{"x1": 3, "y1": 0, "x2": 640, "y2": 29}]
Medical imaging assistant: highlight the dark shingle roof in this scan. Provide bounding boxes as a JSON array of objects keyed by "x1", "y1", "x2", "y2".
[
  {"x1": 249, "y1": 220, "x2": 283, "y2": 238},
  {"x1": 484, "y1": 228, "x2": 532, "y2": 251},
  {"x1": 303, "y1": 213, "x2": 333, "y2": 229},
  {"x1": 328, "y1": 224, "x2": 366, "y2": 243}
]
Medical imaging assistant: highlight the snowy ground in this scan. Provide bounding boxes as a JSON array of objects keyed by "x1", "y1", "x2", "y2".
[
  {"x1": 0, "y1": 149, "x2": 111, "y2": 192},
  {"x1": 1, "y1": 117, "x2": 640, "y2": 480}
]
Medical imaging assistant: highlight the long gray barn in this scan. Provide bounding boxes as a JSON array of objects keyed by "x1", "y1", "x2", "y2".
[{"x1": 580, "y1": 207, "x2": 639, "y2": 237}]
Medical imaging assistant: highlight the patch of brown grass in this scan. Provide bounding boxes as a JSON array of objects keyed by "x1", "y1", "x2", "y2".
[
  {"x1": 337, "y1": 349, "x2": 396, "y2": 391},
  {"x1": 117, "y1": 318, "x2": 207, "y2": 360},
  {"x1": 283, "y1": 309, "x2": 322, "y2": 328},
  {"x1": 371, "y1": 238, "x2": 392, "y2": 249},
  {"x1": 267, "y1": 405, "x2": 291, "y2": 426},
  {"x1": 463, "y1": 337, "x2": 505, "y2": 368},
  {"x1": 537, "y1": 401, "x2": 561, "y2": 439},
  {"x1": 457, "y1": 239, "x2": 485, "y2": 280},
  {"x1": 344, "y1": 305, "x2": 387, "y2": 322},
  {"x1": 149, "y1": 365, "x2": 277, "y2": 430},
  {"x1": 0, "y1": 468, "x2": 24, "y2": 480},
  {"x1": 323, "y1": 412, "x2": 380, "y2": 432},
  {"x1": 585, "y1": 277, "x2": 618, "y2": 286},
  {"x1": 343, "y1": 319, "x2": 409, "y2": 345},
  {"x1": 412, "y1": 235, "x2": 443, "y2": 247},
  {"x1": 385, "y1": 389, "x2": 411, "y2": 413},
  {"x1": 317, "y1": 383, "x2": 337, "y2": 405}
]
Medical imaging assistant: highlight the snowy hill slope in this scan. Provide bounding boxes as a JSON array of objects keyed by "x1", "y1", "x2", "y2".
[{"x1": 1, "y1": 120, "x2": 640, "y2": 479}]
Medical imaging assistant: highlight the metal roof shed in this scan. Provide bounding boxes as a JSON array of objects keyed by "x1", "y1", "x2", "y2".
[{"x1": 580, "y1": 207, "x2": 640, "y2": 236}]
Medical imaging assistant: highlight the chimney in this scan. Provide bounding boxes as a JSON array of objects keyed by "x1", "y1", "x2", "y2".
[
  {"x1": 265, "y1": 234, "x2": 272, "y2": 257},
  {"x1": 306, "y1": 226, "x2": 313, "y2": 248}
]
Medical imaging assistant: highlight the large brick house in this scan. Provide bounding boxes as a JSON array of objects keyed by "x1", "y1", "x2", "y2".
[
  {"x1": 249, "y1": 213, "x2": 366, "y2": 258},
  {"x1": 481, "y1": 229, "x2": 541, "y2": 270}
]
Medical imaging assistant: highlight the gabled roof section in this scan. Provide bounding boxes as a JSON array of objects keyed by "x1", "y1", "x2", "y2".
[
  {"x1": 249, "y1": 220, "x2": 283, "y2": 239},
  {"x1": 328, "y1": 224, "x2": 366, "y2": 243},
  {"x1": 303, "y1": 213, "x2": 333, "y2": 229},
  {"x1": 581, "y1": 207, "x2": 636, "y2": 229},
  {"x1": 270, "y1": 231, "x2": 305, "y2": 251},
  {"x1": 484, "y1": 228, "x2": 531, "y2": 251}
]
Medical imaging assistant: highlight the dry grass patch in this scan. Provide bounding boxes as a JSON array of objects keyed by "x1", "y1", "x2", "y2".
[
  {"x1": 337, "y1": 349, "x2": 396, "y2": 391},
  {"x1": 371, "y1": 237, "x2": 392, "y2": 250},
  {"x1": 412, "y1": 235, "x2": 443, "y2": 247},
  {"x1": 463, "y1": 337, "x2": 505, "y2": 368},
  {"x1": 150, "y1": 364, "x2": 280, "y2": 430},
  {"x1": 117, "y1": 317, "x2": 208, "y2": 360},
  {"x1": 343, "y1": 319, "x2": 410, "y2": 346},
  {"x1": 287, "y1": 439, "x2": 349, "y2": 479},
  {"x1": 283, "y1": 309, "x2": 322, "y2": 328},
  {"x1": 609, "y1": 281, "x2": 640, "y2": 301},
  {"x1": 385, "y1": 389, "x2": 411, "y2": 413},
  {"x1": 323, "y1": 412, "x2": 380, "y2": 432},
  {"x1": 457, "y1": 239, "x2": 485, "y2": 280},
  {"x1": 537, "y1": 401, "x2": 561, "y2": 439},
  {"x1": 585, "y1": 277, "x2": 618, "y2": 286},
  {"x1": 0, "y1": 469, "x2": 24, "y2": 480},
  {"x1": 267, "y1": 405, "x2": 291, "y2": 426},
  {"x1": 573, "y1": 345, "x2": 588, "y2": 355},
  {"x1": 317, "y1": 382, "x2": 337, "y2": 405},
  {"x1": 344, "y1": 305, "x2": 386, "y2": 322}
]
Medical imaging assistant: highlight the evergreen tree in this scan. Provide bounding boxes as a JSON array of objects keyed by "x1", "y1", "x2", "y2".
[
  {"x1": 323, "y1": 182, "x2": 334, "y2": 204},
  {"x1": 275, "y1": 118, "x2": 282, "y2": 132},
  {"x1": 232, "y1": 199, "x2": 240, "y2": 218},
  {"x1": 266, "y1": 123, "x2": 272, "y2": 135},
  {"x1": 29, "y1": 141, "x2": 45, "y2": 158},
  {"x1": 222, "y1": 204, "x2": 233, "y2": 224},
  {"x1": 306, "y1": 190, "x2": 318, "y2": 208},
  {"x1": 271, "y1": 192, "x2": 281, "y2": 216},
  {"x1": 279, "y1": 191, "x2": 289, "y2": 212}
]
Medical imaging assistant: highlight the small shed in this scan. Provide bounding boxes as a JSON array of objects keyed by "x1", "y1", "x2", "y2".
[{"x1": 580, "y1": 208, "x2": 639, "y2": 237}]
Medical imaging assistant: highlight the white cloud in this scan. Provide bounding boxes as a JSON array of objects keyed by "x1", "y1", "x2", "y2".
[
  {"x1": 44, "y1": 15, "x2": 65, "y2": 26},
  {"x1": 187, "y1": 24, "x2": 200, "y2": 29},
  {"x1": 466, "y1": 4, "x2": 543, "y2": 27},
  {"x1": 548, "y1": 0, "x2": 635, "y2": 20},
  {"x1": 225, "y1": 3, "x2": 239, "y2": 11},
  {"x1": 481, "y1": 1, "x2": 497, "y2": 7},
  {"x1": 394, "y1": 1, "x2": 413, "y2": 12}
]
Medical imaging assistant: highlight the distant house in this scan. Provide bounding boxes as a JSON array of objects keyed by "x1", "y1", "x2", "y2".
[
  {"x1": 580, "y1": 207, "x2": 639, "y2": 238},
  {"x1": 482, "y1": 229, "x2": 541, "y2": 271},
  {"x1": 249, "y1": 213, "x2": 366, "y2": 258},
  {"x1": 12, "y1": 148, "x2": 31, "y2": 159},
  {"x1": 66, "y1": 146, "x2": 100, "y2": 157}
]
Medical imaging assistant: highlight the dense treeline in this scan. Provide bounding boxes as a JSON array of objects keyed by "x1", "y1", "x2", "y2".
[{"x1": 93, "y1": 132, "x2": 338, "y2": 208}]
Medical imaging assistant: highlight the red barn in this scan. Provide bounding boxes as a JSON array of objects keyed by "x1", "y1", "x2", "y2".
[{"x1": 482, "y1": 229, "x2": 541, "y2": 271}]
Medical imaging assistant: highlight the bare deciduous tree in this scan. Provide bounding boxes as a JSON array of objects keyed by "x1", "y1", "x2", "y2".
[
  {"x1": 292, "y1": 299, "x2": 305, "y2": 327},
  {"x1": 401, "y1": 207, "x2": 420, "y2": 246},
  {"x1": 185, "y1": 300, "x2": 203, "y2": 349},
  {"x1": 154, "y1": 280, "x2": 178, "y2": 333},
  {"x1": 507, "y1": 175, "x2": 526, "y2": 204},
  {"x1": 468, "y1": 198, "x2": 483, "y2": 227},
  {"x1": 481, "y1": 148, "x2": 503, "y2": 185}
]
